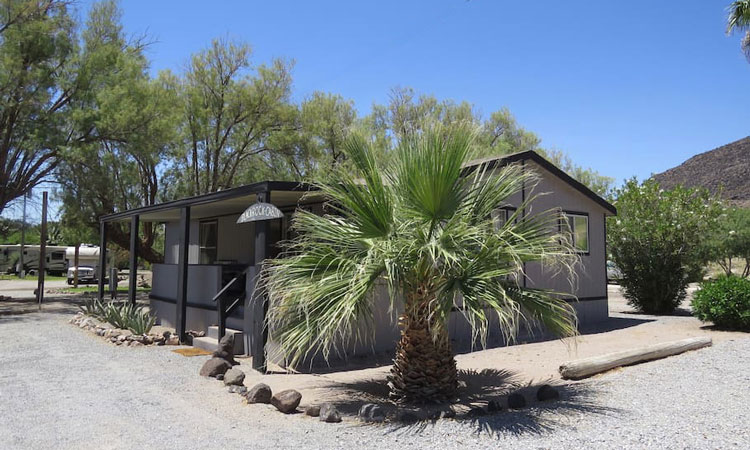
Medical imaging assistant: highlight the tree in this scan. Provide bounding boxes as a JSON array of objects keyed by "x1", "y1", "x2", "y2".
[
  {"x1": 706, "y1": 207, "x2": 750, "y2": 277},
  {"x1": 727, "y1": 0, "x2": 750, "y2": 60},
  {"x1": 55, "y1": 0, "x2": 178, "y2": 263},
  {"x1": 0, "y1": 0, "x2": 76, "y2": 214},
  {"x1": 264, "y1": 126, "x2": 578, "y2": 403},
  {"x1": 365, "y1": 87, "x2": 614, "y2": 197},
  {"x1": 608, "y1": 179, "x2": 723, "y2": 314},
  {"x1": 171, "y1": 38, "x2": 294, "y2": 197}
]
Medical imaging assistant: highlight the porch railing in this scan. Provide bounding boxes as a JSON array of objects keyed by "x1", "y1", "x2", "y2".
[{"x1": 212, "y1": 266, "x2": 251, "y2": 340}]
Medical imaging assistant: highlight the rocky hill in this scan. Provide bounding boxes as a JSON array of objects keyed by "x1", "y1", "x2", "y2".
[{"x1": 652, "y1": 137, "x2": 750, "y2": 207}]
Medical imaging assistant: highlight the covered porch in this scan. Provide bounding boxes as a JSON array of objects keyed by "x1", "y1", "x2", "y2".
[{"x1": 98, "y1": 181, "x2": 322, "y2": 371}]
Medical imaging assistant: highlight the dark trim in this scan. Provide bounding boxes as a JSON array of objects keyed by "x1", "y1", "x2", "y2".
[
  {"x1": 250, "y1": 191, "x2": 269, "y2": 372},
  {"x1": 99, "y1": 181, "x2": 318, "y2": 223},
  {"x1": 128, "y1": 215, "x2": 139, "y2": 305},
  {"x1": 521, "y1": 160, "x2": 527, "y2": 288},
  {"x1": 97, "y1": 222, "x2": 107, "y2": 301},
  {"x1": 559, "y1": 210, "x2": 591, "y2": 256},
  {"x1": 462, "y1": 150, "x2": 617, "y2": 215},
  {"x1": 175, "y1": 207, "x2": 190, "y2": 343}
]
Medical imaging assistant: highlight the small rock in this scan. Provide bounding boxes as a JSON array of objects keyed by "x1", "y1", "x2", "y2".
[
  {"x1": 130, "y1": 341, "x2": 144, "y2": 347},
  {"x1": 319, "y1": 403, "x2": 341, "y2": 423},
  {"x1": 245, "y1": 383, "x2": 272, "y2": 404},
  {"x1": 358, "y1": 403, "x2": 385, "y2": 423},
  {"x1": 216, "y1": 374, "x2": 224, "y2": 381},
  {"x1": 165, "y1": 336, "x2": 179, "y2": 345},
  {"x1": 439, "y1": 408, "x2": 456, "y2": 419},
  {"x1": 305, "y1": 405, "x2": 321, "y2": 417},
  {"x1": 271, "y1": 389, "x2": 302, "y2": 414},
  {"x1": 227, "y1": 385, "x2": 238, "y2": 393},
  {"x1": 199, "y1": 357, "x2": 231, "y2": 378},
  {"x1": 162, "y1": 331, "x2": 171, "y2": 339},
  {"x1": 212, "y1": 334, "x2": 238, "y2": 365},
  {"x1": 508, "y1": 392, "x2": 527, "y2": 409},
  {"x1": 537, "y1": 384, "x2": 560, "y2": 402},
  {"x1": 223, "y1": 368, "x2": 245, "y2": 386},
  {"x1": 487, "y1": 399, "x2": 502, "y2": 413},
  {"x1": 467, "y1": 406, "x2": 487, "y2": 418},
  {"x1": 396, "y1": 410, "x2": 420, "y2": 423},
  {"x1": 236, "y1": 386, "x2": 247, "y2": 395}
]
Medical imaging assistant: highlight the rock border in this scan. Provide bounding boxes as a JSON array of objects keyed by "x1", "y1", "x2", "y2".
[{"x1": 69, "y1": 312, "x2": 179, "y2": 347}]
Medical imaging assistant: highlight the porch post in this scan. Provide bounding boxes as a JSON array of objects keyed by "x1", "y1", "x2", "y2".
[
  {"x1": 250, "y1": 191, "x2": 269, "y2": 372},
  {"x1": 176, "y1": 206, "x2": 191, "y2": 343},
  {"x1": 128, "y1": 215, "x2": 139, "y2": 305},
  {"x1": 97, "y1": 221, "x2": 107, "y2": 301}
]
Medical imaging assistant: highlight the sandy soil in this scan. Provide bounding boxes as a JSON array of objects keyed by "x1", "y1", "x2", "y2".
[{"x1": 218, "y1": 283, "x2": 747, "y2": 414}]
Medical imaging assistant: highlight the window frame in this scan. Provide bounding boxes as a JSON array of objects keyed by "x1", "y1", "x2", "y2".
[
  {"x1": 491, "y1": 206, "x2": 518, "y2": 230},
  {"x1": 560, "y1": 210, "x2": 590, "y2": 255},
  {"x1": 198, "y1": 219, "x2": 219, "y2": 264}
]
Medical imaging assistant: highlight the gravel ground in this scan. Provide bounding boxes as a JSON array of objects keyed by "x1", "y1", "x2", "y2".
[{"x1": 0, "y1": 309, "x2": 748, "y2": 449}]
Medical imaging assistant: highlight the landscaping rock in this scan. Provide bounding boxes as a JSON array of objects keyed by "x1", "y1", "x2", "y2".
[
  {"x1": 466, "y1": 406, "x2": 487, "y2": 418},
  {"x1": 216, "y1": 374, "x2": 224, "y2": 381},
  {"x1": 212, "y1": 334, "x2": 238, "y2": 365},
  {"x1": 236, "y1": 386, "x2": 247, "y2": 395},
  {"x1": 223, "y1": 368, "x2": 245, "y2": 386},
  {"x1": 270, "y1": 389, "x2": 302, "y2": 414},
  {"x1": 199, "y1": 357, "x2": 231, "y2": 378},
  {"x1": 245, "y1": 383, "x2": 272, "y2": 404},
  {"x1": 130, "y1": 341, "x2": 144, "y2": 347},
  {"x1": 319, "y1": 403, "x2": 341, "y2": 423},
  {"x1": 487, "y1": 399, "x2": 502, "y2": 413},
  {"x1": 305, "y1": 405, "x2": 321, "y2": 417},
  {"x1": 358, "y1": 403, "x2": 385, "y2": 423},
  {"x1": 508, "y1": 392, "x2": 527, "y2": 409},
  {"x1": 537, "y1": 384, "x2": 560, "y2": 402}
]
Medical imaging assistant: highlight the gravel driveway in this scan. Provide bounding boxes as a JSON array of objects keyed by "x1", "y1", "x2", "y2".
[{"x1": 1, "y1": 308, "x2": 748, "y2": 449}]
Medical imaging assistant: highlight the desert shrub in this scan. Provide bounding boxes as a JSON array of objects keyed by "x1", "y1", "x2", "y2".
[
  {"x1": 608, "y1": 179, "x2": 723, "y2": 314},
  {"x1": 692, "y1": 275, "x2": 750, "y2": 330},
  {"x1": 80, "y1": 298, "x2": 156, "y2": 335}
]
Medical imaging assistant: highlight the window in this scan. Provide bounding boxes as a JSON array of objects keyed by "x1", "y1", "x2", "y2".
[
  {"x1": 491, "y1": 207, "x2": 517, "y2": 230},
  {"x1": 198, "y1": 220, "x2": 218, "y2": 264},
  {"x1": 562, "y1": 213, "x2": 589, "y2": 253}
]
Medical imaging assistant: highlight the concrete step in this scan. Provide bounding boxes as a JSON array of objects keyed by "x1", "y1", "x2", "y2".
[
  {"x1": 207, "y1": 325, "x2": 242, "y2": 340},
  {"x1": 193, "y1": 327, "x2": 244, "y2": 355}
]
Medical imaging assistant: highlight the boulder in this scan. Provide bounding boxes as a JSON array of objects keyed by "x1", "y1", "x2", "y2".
[
  {"x1": 507, "y1": 392, "x2": 526, "y2": 409},
  {"x1": 199, "y1": 357, "x2": 231, "y2": 378},
  {"x1": 245, "y1": 383, "x2": 272, "y2": 404},
  {"x1": 358, "y1": 403, "x2": 385, "y2": 423},
  {"x1": 223, "y1": 368, "x2": 245, "y2": 386},
  {"x1": 270, "y1": 389, "x2": 302, "y2": 414},
  {"x1": 536, "y1": 384, "x2": 560, "y2": 402},
  {"x1": 305, "y1": 405, "x2": 321, "y2": 417},
  {"x1": 486, "y1": 399, "x2": 502, "y2": 413},
  {"x1": 319, "y1": 403, "x2": 341, "y2": 423},
  {"x1": 212, "y1": 334, "x2": 238, "y2": 365}
]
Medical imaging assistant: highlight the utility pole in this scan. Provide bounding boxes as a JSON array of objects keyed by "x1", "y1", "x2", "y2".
[
  {"x1": 37, "y1": 191, "x2": 48, "y2": 309},
  {"x1": 19, "y1": 190, "x2": 29, "y2": 278}
]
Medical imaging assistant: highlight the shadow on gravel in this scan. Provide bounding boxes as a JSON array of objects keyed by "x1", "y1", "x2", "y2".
[
  {"x1": 325, "y1": 368, "x2": 620, "y2": 437},
  {"x1": 0, "y1": 295, "x2": 84, "y2": 317}
]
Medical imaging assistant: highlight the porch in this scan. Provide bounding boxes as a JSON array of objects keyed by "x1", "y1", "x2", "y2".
[{"x1": 98, "y1": 181, "x2": 321, "y2": 371}]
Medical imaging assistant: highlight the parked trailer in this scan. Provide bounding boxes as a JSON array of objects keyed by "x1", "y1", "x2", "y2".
[{"x1": 0, "y1": 245, "x2": 69, "y2": 276}]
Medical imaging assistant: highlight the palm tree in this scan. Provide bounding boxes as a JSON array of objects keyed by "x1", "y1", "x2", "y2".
[
  {"x1": 728, "y1": 0, "x2": 750, "y2": 59},
  {"x1": 264, "y1": 126, "x2": 579, "y2": 403}
]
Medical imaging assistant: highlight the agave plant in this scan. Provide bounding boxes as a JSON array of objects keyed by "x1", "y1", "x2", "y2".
[{"x1": 264, "y1": 126, "x2": 579, "y2": 403}]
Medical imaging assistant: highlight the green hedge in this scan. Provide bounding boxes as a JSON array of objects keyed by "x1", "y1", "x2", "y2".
[{"x1": 692, "y1": 275, "x2": 750, "y2": 330}]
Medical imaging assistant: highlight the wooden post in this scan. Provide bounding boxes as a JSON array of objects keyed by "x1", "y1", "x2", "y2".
[
  {"x1": 128, "y1": 215, "x2": 139, "y2": 305},
  {"x1": 37, "y1": 191, "x2": 48, "y2": 309},
  {"x1": 97, "y1": 221, "x2": 107, "y2": 301},
  {"x1": 73, "y1": 243, "x2": 80, "y2": 288},
  {"x1": 175, "y1": 206, "x2": 191, "y2": 343},
  {"x1": 251, "y1": 191, "x2": 270, "y2": 373}
]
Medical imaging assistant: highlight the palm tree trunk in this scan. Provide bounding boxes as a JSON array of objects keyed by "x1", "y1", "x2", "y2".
[{"x1": 387, "y1": 285, "x2": 458, "y2": 403}]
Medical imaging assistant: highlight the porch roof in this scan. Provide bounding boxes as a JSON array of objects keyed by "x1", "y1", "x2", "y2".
[{"x1": 100, "y1": 180, "x2": 319, "y2": 223}]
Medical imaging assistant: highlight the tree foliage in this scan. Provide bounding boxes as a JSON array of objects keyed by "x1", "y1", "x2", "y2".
[
  {"x1": 0, "y1": 0, "x2": 76, "y2": 214},
  {"x1": 264, "y1": 126, "x2": 579, "y2": 402},
  {"x1": 727, "y1": 0, "x2": 750, "y2": 60},
  {"x1": 706, "y1": 207, "x2": 750, "y2": 277},
  {"x1": 608, "y1": 179, "x2": 723, "y2": 314}
]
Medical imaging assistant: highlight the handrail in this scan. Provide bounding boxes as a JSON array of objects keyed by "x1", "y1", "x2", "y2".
[{"x1": 212, "y1": 266, "x2": 251, "y2": 303}]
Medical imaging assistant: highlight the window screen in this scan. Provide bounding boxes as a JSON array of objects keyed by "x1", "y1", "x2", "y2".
[{"x1": 199, "y1": 220, "x2": 218, "y2": 264}]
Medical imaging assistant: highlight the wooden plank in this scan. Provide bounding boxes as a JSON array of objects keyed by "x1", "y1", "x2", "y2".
[{"x1": 559, "y1": 337, "x2": 712, "y2": 380}]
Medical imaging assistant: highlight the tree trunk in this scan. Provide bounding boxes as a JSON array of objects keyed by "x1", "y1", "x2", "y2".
[{"x1": 387, "y1": 285, "x2": 458, "y2": 404}]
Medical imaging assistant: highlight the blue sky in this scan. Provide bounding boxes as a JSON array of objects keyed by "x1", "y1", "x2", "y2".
[
  {"x1": 73, "y1": 0, "x2": 748, "y2": 185},
  {"x1": 8, "y1": 0, "x2": 743, "y2": 223}
]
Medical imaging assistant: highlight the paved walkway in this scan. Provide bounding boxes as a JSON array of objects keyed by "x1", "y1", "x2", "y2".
[{"x1": 0, "y1": 298, "x2": 748, "y2": 449}]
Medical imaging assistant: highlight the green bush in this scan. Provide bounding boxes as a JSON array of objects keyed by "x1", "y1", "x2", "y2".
[
  {"x1": 79, "y1": 298, "x2": 156, "y2": 335},
  {"x1": 607, "y1": 179, "x2": 723, "y2": 314},
  {"x1": 692, "y1": 275, "x2": 750, "y2": 330}
]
